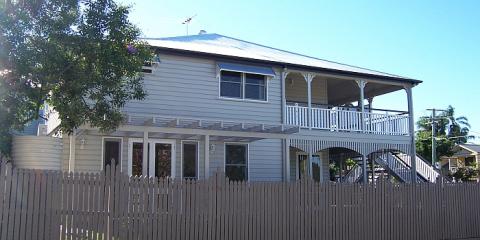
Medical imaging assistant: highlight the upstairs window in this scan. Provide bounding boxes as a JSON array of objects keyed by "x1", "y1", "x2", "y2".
[
  {"x1": 220, "y1": 71, "x2": 267, "y2": 101},
  {"x1": 245, "y1": 73, "x2": 266, "y2": 100},
  {"x1": 220, "y1": 71, "x2": 242, "y2": 98}
]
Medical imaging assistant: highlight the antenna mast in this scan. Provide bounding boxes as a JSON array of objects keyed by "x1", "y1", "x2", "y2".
[{"x1": 182, "y1": 14, "x2": 197, "y2": 35}]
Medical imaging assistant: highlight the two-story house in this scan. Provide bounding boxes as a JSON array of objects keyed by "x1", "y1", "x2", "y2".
[{"x1": 12, "y1": 33, "x2": 441, "y2": 183}]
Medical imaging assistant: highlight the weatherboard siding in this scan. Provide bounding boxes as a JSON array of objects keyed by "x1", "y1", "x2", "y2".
[
  {"x1": 286, "y1": 76, "x2": 328, "y2": 105},
  {"x1": 12, "y1": 136, "x2": 63, "y2": 170},
  {"x1": 61, "y1": 134, "x2": 282, "y2": 181},
  {"x1": 121, "y1": 53, "x2": 284, "y2": 181},
  {"x1": 209, "y1": 139, "x2": 283, "y2": 182},
  {"x1": 123, "y1": 53, "x2": 282, "y2": 123}
]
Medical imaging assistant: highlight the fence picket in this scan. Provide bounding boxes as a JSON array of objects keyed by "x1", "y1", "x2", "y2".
[{"x1": 0, "y1": 166, "x2": 479, "y2": 240}]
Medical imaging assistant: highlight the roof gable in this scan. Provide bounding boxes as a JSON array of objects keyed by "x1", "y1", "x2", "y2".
[
  {"x1": 458, "y1": 144, "x2": 480, "y2": 154},
  {"x1": 144, "y1": 33, "x2": 419, "y2": 83}
]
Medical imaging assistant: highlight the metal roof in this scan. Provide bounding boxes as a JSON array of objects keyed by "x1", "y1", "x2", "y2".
[
  {"x1": 458, "y1": 144, "x2": 480, "y2": 154},
  {"x1": 144, "y1": 33, "x2": 421, "y2": 84}
]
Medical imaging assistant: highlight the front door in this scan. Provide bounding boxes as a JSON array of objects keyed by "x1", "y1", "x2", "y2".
[
  {"x1": 149, "y1": 140, "x2": 175, "y2": 178},
  {"x1": 128, "y1": 139, "x2": 176, "y2": 178},
  {"x1": 297, "y1": 153, "x2": 321, "y2": 181}
]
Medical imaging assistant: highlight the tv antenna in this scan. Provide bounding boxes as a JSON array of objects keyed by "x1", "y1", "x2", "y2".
[{"x1": 182, "y1": 14, "x2": 197, "y2": 35}]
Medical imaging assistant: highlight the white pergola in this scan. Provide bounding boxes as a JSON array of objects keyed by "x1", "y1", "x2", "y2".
[{"x1": 70, "y1": 114, "x2": 299, "y2": 178}]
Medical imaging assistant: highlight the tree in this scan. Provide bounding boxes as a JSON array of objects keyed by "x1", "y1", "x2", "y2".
[
  {"x1": 0, "y1": 0, "x2": 152, "y2": 158},
  {"x1": 415, "y1": 105, "x2": 473, "y2": 163}
]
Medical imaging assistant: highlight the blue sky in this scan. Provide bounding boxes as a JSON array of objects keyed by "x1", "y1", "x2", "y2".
[{"x1": 119, "y1": 0, "x2": 480, "y2": 141}]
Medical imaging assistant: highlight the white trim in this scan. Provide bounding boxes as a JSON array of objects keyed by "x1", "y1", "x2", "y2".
[
  {"x1": 68, "y1": 130, "x2": 76, "y2": 172},
  {"x1": 101, "y1": 136, "x2": 123, "y2": 172},
  {"x1": 218, "y1": 70, "x2": 269, "y2": 103},
  {"x1": 217, "y1": 96, "x2": 270, "y2": 104},
  {"x1": 127, "y1": 138, "x2": 144, "y2": 176},
  {"x1": 204, "y1": 135, "x2": 210, "y2": 179},
  {"x1": 223, "y1": 142, "x2": 249, "y2": 181},
  {"x1": 295, "y1": 151, "x2": 320, "y2": 180},
  {"x1": 218, "y1": 68, "x2": 276, "y2": 77},
  {"x1": 127, "y1": 138, "x2": 176, "y2": 177},
  {"x1": 181, "y1": 140, "x2": 200, "y2": 180},
  {"x1": 148, "y1": 139, "x2": 176, "y2": 178}
]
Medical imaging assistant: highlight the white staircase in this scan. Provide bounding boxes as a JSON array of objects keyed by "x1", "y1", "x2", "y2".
[
  {"x1": 342, "y1": 152, "x2": 442, "y2": 183},
  {"x1": 343, "y1": 164, "x2": 363, "y2": 183},
  {"x1": 375, "y1": 153, "x2": 414, "y2": 182},
  {"x1": 394, "y1": 153, "x2": 440, "y2": 182}
]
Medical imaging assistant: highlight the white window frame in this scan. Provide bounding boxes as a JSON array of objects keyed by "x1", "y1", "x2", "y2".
[
  {"x1": 127, "y1": 138, "x2": 176, "y2": 178},
  {"x1": 127, "y1": 138, "x2": 144, "y2": 176},
  {"x1": 218, "y1": 70, "x2": 270, "y2": 103},
  {"x1": 101, "y1": 136, "x2": 123, "y2": 172},
  {"x1": 148, "y1": 139, "x2": 176, "y2": 178},
  {"x1": 295, "y1": 152, "x2": 321, "y2": 180},
  {"x1": 224, "y1": 142, "x2": 249, "y2": 181},
  {"x1": 181, "y1": 140, "x2": 199, "y2": 180}
]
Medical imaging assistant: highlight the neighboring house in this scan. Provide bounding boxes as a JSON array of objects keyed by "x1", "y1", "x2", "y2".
[
  {"x1": 11, "y1": 104, "x2": 62, "y2": 170},
  {"x1": 12, "y1": 33, "x2": 440, "y2": 183},
  {"x1": 440, "y1": 144, "x2": 480, "y2": 173}
]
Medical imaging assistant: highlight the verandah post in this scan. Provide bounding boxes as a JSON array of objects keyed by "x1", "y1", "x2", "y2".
[{"x1": 405, "y1": 85, "x2": 417, "y2": 182}]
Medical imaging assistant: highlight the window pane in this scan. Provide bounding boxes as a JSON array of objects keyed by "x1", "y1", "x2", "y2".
[
  {"x1": 245, "y1": 74, "x2": 266, "y2": 100},
  {"x1": 245, "y1": 85, "x2": 265, "y2": 100},
  {"x1": 183, "y1": 143, "x2": 197, "y2": 179},
  {"x1": 226, "y1": 166, "x2": 247, "y2": 181},
  {"x1": 132, "y1": 142, "x2": 143, "y2": 176},
  {"x1": 104, "y1": 140, "x2": 121, "y2": 168},
  {"x1": 245, "y1": 73, "x2": 265, "y2": 84},
  {"x1": 220, "y1": 82, "x2": 242, "y2": 98},
  {"x1": 155, "y1": 143, "x2": 172, "y2": 178},
  {"x1": 220, "y1": 71, "x2": 242, "y2": 98},
  {"x1": 221, "y1": 71, "x2": 242, "y2": 83},
  {"x1": 225, "y1": 144, "x2": 247, "y2": 165}
]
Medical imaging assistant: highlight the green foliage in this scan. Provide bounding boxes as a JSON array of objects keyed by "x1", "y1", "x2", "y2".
[
  {"x1": 415, "y1": 106, "x2": 473, "y2": 163},
  {"x1": 0, "y1": 0, "x2": 152, "y2": 158},
  {"x1": 329, "y1": 162, "x2": 340, "y2": 180},
  {"x1": 448, "y1": 167, "x2": 479, "y2": 182},
  {"x1": 345, "y1": 158, "x2": 357, "y2": 170}
]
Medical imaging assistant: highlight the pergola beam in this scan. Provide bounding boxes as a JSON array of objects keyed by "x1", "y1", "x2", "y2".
[
  {"x1": 144, "y1": 117, "x2": 155, "y2": 126},
  {"x1": 186, "y1": 120, "x2": 201, "y2": 128},
  {"x1": 166, "y1": 118, "x2": 179, "y2": 128},
  {"x1": 245, "y1": 124, "x2": 264, "y2": 132},
  {"x1": 225, "y1": 123, "x2": 244, "y2": 131},
  {"x1": 84, "y1": 125, "x2": 293, "y2": 139}
]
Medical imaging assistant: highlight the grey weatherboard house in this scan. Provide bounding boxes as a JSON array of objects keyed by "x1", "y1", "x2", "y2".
[{"x1": 12, "y1": 33, "x2": 441, "y2": 183}]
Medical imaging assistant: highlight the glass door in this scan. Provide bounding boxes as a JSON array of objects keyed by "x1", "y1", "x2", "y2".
[
  {"x1": 297, "y1": 153, "x2": 321, "y2": 181},
  {"x1": 128, "y1": 139, "x2": 176, "y2": 178},
  {"x1": 149, "y1": 140, "x2": 176, "y2": 178}
]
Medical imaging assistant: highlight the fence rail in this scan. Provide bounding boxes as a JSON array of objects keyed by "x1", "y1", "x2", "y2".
[{"x1": 0, "y1": 162, "x2": 480, "y2": 240}]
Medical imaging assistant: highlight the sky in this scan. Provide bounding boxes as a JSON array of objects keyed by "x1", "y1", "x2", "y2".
[{"x1": 118, "y1": 0, "x2": 480, "y2": 141}]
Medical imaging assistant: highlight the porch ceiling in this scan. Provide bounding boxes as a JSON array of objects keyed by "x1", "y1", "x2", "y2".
[
  {"x1": 285, "y1": 72, "x2": 405, "y2": 106},
  {"x1": 327, "y1": 77, "x2": 404, "y2": 105}
]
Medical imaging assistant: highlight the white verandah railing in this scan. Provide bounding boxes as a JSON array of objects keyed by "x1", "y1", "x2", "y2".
[{"x1": 286, "y1": 103, "x2": 410, "y2": 135}]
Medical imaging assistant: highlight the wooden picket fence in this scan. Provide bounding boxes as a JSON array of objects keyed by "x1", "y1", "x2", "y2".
[{"x1": 0, "y1": 162, "x2": 480, "y2": 240}]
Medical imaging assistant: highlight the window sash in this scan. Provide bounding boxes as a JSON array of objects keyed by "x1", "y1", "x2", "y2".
[
  {"x1": 225, "y1": 144, "x2": 248, "y2": 181},
  {"x1": 103, "y1": 138, "x2": 121, "y2": 168},
  {"x1": 183, "y1": 142, "x2": 198, "y2": 179},
  {"x1": 220, "y1": 71, "x2": 267, "y2": 101}
]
